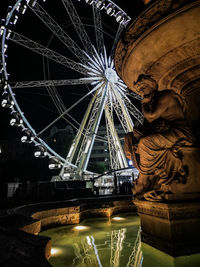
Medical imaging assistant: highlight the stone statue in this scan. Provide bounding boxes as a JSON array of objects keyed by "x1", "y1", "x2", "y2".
[{"x1": 124, "y1": 75, "x2": 200, "y2": 201}]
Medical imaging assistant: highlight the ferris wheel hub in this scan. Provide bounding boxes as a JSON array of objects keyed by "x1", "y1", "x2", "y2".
[{"x1": 104, "y1": 68, "x2": 118, "y2": 83}]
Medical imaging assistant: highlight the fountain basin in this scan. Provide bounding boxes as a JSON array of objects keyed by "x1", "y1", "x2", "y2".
[{"x1": 0, "y1": 196, "x2": 135, "y2": 266}]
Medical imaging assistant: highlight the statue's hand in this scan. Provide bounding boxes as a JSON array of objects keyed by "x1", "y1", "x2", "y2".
[
  {"x1": 142, "y1": 102, "x2": 153, "y2": 112},
  {"x1": 133, "y1": 128, "x2": 143, "y2": 140},
  {"x1": 154, "y1": 119, "x2": 170, "y2": 132}
]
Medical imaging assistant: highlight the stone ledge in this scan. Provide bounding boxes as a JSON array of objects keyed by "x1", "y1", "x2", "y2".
[
  {"x1": 133, "y1": 199, "x2": 200, "y2": 256},
  {"x1": 133, "y1": 199, "x2": 200, "y2": 220},
  {"x1": 11, "y1": 196, "x2": 135, "y2": 230}
]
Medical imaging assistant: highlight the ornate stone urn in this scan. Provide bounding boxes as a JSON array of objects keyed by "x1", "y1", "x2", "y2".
[
  {"x1": 115, "y1": 0, "x2": 200, "y2": 137},
  {"x1": 115, "y1": 0, "x2": 200, "y2": 256}
]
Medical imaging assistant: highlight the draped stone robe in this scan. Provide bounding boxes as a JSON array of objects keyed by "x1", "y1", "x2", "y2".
[{"x1": 124, "y1": 90, "x2": 200, "y2": 200}]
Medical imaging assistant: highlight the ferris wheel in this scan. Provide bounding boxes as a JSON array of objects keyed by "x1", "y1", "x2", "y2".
[{"x1": 0, "y1": 0, "x2": 143, "y2": 179}]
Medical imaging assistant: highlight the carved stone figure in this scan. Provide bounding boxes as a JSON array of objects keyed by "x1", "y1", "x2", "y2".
[{"x1": 124, "y1": 75, "x2": 200, "y2": 201}]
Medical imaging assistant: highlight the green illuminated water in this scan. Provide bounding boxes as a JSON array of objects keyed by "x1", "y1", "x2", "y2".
[
  {"x1": 41, "y1": 212, "x2": 200, "y2": 267},
  {"x1": 41, "y1": 213, "x2": 141, "y2": 267}
]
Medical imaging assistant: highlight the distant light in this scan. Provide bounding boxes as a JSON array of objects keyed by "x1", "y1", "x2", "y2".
[
  {"x1": 128, "y1": 160, "x2": 133, "y2": 166},
  {"x1": 51, "y1": 247, "x2": 62, "y2": 256},
  {"x1": 112, "y1": 217, "x2": 126, "y2": 221},
  {"x1": 73, "y1": 225, "x2": 89, "y2": 231}
]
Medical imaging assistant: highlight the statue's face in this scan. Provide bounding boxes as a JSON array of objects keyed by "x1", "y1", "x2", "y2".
[{"x1": 136, "y1": 83, "x2": 156, "y2": 102}]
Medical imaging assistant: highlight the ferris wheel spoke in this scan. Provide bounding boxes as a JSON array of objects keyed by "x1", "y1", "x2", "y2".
[
  {"x1": 29, "y1": 2, "x2": 88, "y2": 64},
  {"x1": 126, "y1": 90, "x2": 143, "y2": 101},
  {"x1": 112, "y1": 100, "x2": 133, "y2": 133},
  {"x1": 109, "y1": 85, "x2": 133, "y2": 133},
  {"x1": 105, "y1": 104, "x2": 117, "y2": 169},
  {"x1": 110, "y1": 23, "x2": 124, "y2": 58},
  {"x1": 46, "y1": 85, "x2": 66, "y2": 115},
  {"x1": 93, "y1": 46, "x2": 106, "y2": 69},
  {"x1": 10, "y1": 32, "x2": 88, "y2": 76},
  {"x1": 62, "y1": 0, "x2": 95, "y2": 57},
  {"x1": 117, "y1": 81, "x2": 142, "y2": 101},
  {"x1": 36, "y1": 84, "x2": 101, "y2": 137},
  {"x1": 105, "y1": 103, "x2": 128, "y2": 169},
  {"x1": 12, "y1": 78, "x2": 93, "y2": 88},
  {"x1": 123, "y1": 97, "x2": 144, "y2": 125},
  {"x1": 92, "y1": 5, "x2": 104, "y2": 55}
]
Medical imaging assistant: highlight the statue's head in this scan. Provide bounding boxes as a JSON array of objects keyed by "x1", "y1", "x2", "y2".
[{"x1": 134, "y1": 75, "x2": 158, "y2": 100}]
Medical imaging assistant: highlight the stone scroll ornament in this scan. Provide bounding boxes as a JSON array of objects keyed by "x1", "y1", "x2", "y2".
[{"x1": 124, "y1": 75, "x2": 200, "y2": 201}]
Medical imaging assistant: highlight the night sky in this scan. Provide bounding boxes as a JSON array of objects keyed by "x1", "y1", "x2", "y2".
[{"x1": 0, "y1": 0, "x2": 145, "y2": 141}]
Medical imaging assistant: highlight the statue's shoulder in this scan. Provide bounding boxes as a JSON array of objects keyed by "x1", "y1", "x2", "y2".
[
  {"x1": 158, "y1": 89, "x2": 181, "y2": 99},
  {"x1": 157, "y1": 90, "x2": 186, "y2": 110}
]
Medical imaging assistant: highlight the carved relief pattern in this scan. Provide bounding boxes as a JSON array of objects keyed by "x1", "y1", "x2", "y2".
[
  {"x1": 115, "y1": 0, "x2": 199, "y2": 78},
  {"x1": 146, "y1": 38, "x2": 200, "y2": 92},
  {"x1": 133, "y1": 200, "x2": 200, "y2": 220}
]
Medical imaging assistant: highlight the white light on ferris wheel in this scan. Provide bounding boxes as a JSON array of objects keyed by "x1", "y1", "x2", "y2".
[
  {"x1": 34, "y1": 145, "x2": 47, "y2": 158},
  {"x1": 1, "y1": 96, "x2": 14, "y2": 109},
  {"x1": 21, "y1": 128, "x2": 34, "y2": 143},
  {"x1": 49, "y1": 158, "x2": 62, "y2": 170},
  {"x1": 96, "y1": 0, "x2": 105, "y2": 10},
  {"x1": 106, "y1": 4, "x2": 115, "y2": 16},
  {"x1": 0, "y1": 26, "x2": 5, "y2": 36},
  {"x1": 26, "y1": 0, "x2": 37, "y2": 7},
  {"x1": 67, "y1": 144, "x2": 75, "y2": 158},
  {"x1": 10, "y1": 117, "x2": 23, "y2": 127},
  {"x1": 10, "y1": 111, "x2": 23, "y2": 127},
  {"x1": 21, "y1": 135, "x2": 34, "y2": 143},
  {"x1": 84, "y1": 139, "x2": 92, "y2": 153},
  {"x1": 116, "y1": 12, "x2": 125, "y2": 24},
  {"x1": 85, "y1": 0, "x2": 95, "y2": 5}
]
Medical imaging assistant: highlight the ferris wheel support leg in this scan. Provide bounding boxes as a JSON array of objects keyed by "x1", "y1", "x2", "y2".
[
  {"x1": 112, "y1": 86, "x2": 134, "y2": 133},
  {"x1": 105, "y1": 105, "x2": 128, "y2": 169},
  {"x1": 76, "y1": 83, "x2": 109, "y2": 178},
  {"x1": 59, "y1": 90, "x2": 98, "y2": 179}
]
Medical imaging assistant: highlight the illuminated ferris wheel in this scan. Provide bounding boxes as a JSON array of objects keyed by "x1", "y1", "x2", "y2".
[{"x1": 0, "y1": 0, "x2": 143, "y2": 179}]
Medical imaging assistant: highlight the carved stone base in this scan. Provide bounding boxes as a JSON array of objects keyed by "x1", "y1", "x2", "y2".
[
  {"x1": 141, "y1": 242, "x2": 200, "y2": 267},
  {"x1": 133, "y1": 199, "x2": 200, "y2": 256},
  {"x1": 163, "y1": 147, "x2": 200, "y2": 194}
]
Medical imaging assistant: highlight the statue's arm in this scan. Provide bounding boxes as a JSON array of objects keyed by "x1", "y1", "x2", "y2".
[{"x1": 142, "y1": 94, "x2": 168, "y2": 122}]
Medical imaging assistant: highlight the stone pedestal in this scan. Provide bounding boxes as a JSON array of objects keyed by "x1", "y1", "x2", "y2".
[{"x1": 133, "y1": 199, "x2": 200, "y2": 256}]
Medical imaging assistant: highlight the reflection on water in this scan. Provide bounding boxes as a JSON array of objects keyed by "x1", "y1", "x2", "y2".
[
  {"x1": 41, "y1": 212, "x2": 200, "y2": 267},
  {"x1": 40, "y1": 213, "x2": 142, "y2": 267}
]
